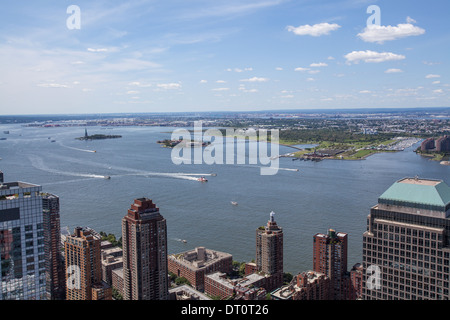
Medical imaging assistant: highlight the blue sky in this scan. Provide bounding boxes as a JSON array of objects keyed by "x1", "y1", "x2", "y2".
[{"x1": 0, "y1": 0, "x2": 449, "y2": 114}]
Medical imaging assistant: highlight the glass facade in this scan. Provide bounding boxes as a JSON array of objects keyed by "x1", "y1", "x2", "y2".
[{"x1": 0, "y1": 182, "x2": 46, "y2": 300}]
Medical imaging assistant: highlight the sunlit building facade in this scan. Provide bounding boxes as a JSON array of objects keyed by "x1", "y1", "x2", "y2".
[{"x1": 0, "y1": 181, "x2": 46, "y2": 300}]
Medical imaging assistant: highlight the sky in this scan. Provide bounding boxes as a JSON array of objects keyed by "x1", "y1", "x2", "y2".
[{"x1": 0, "y1": 0, "x2": 449, "y2": 115}]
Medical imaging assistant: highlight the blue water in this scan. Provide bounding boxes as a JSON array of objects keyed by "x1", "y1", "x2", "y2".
[{"x1": 0, "y1": 124, "x2": 448, "y2": 275}]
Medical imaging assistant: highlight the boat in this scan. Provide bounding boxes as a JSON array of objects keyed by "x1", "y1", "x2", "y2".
[
  {"x1": 51, "y1": 140, "x2": 56, "y2": 142},
  {"x1": 104, "y1": 176, "x2": 111, "y2": 179},
  {"x1": 231, "y1": 201, "x2": 238, "y2": 206},
  {"x1": 181, "y1": 240, "x2": 187, "y2": 243},
  {"x1": 197, "y1": 176, "x2": 208, "y2": 182}
]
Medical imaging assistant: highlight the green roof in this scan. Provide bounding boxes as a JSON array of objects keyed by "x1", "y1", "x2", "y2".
[{"x1": 379, "y1": 178, "x2": 450, "y2": 210}]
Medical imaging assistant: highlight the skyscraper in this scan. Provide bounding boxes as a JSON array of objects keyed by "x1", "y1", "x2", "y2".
[
  {"x1": 313, "y1": 229, "x2": 348, "y2": 300},
  {"x1": 362, "y1": 177, "x2": 450, "y2": 300},
  {"x1": 0, "y1": 180, "x2": 47, "y2": 300},
  {"x1": 256, "y1": 211, "x2": 283, "y2": 291},
  {"x1": 64, "y1": 227, "x2": 111, "y2": 300},
  {"x1": 122, "y1": 198, "x2": 168, "y2": 300},
  {"x1": 42, "y1": 193, "x2": 65, "y2": 300}
]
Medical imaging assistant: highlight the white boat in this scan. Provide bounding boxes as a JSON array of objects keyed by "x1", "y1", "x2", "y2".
[{"x1": 231, "y1": 201, "x2": 238, "y2": 206}]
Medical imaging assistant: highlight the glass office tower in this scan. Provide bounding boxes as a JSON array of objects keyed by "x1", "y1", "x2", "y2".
[{"x1": 0, "y1": 181, "x2": 46, "y2": 300}]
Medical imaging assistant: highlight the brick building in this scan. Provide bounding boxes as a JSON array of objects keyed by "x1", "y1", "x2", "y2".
[{"x1": 168, "y1": 247, "x2": 232, "y2": 292}]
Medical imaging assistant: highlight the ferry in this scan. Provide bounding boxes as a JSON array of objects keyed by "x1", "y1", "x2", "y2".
[{"x1": 197, "y1": 176, "x2": 208, "y2": 182}]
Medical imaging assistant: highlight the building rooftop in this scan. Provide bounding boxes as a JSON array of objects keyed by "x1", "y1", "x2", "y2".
[
  {"x1": 169, "y1": 247, "x2": 232, "y2": 270},
  {"x1": 379, "y1": 177, "x2": 450, "y2": 210}
]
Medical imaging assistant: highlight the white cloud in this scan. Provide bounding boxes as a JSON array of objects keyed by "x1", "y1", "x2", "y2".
[
  {"x1": 128, "y1": 81, "x2": 152, "y2": 87},
  {"x1": 385, "y1": 68, "x2": 403, "y2": 73},
  {"x1": 275, "y1": 67, "x2": 283, "y2": 71},
  {"x1": 240, "y1": 77, "x2": 269, "y2": 82},
  {"x1": 239, "y1": 87, "x2": 258, "y2": 93},
  {"x1": 216, "y1": 80, "x2": 227, "y2": 83},
  {"x1": 212, "y1": 87, "x2": 230, "y2": 91},
  {"x1": 287, "y1": 22, "x2": 341, "y2": 36},
  {"x1": 227, "y1": 67, "x2": 252, "y2": 72},
  {"x1": 357, "y1": 22, "x2": 425, "y2": 44},
  {"x1": 199, "y1": 80, "x2": 208, "y2": 83},
  {"x1": 157, "y1": 83, "x2": 181, "y2": 89},
  {"x1": 425, "y1": 74, "x2": 440, "y2": 79},
  {"x1": 37, "y1": 83, "x2": 69, "y2": 88},
  {"x1": 344, "y1": 50, "x2": 405, "y2": 64},
  {"x1": 87, "y1": 48, "x2": 109, "y2": 52},
  {"x1": 432, "y1": 81, "x2": 441, "y2": 85},
  {"x1": 406, "y1": 16, "x2": 416, "y2": 24},
  {"x1": 308, "y1": 70, "x2": 320, "y2": 74},
  {"x1": 310, "y1": 62, "x2": 328, "y2": 67},
  {"x1": 359, "y1": 90, "x2": 372, "y2": 94},
  {"x1": 433, "y1": 89, "x2": 444, "y2": 94},
  {"x1": 294, "y1": 67, "x2": 309, "y2": 72}
]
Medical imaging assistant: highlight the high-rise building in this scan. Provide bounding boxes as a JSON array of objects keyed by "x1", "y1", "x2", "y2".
[
  {"x1": 256, "y1": 211, "x2": 283, "y2": 291},
  {"x1": 436, "y1": 135, "x2": 450, "y2": 152},
  {"x1": 362, "y1": 177, "x2": 450, "y2": 300},
  {"x1": 122, "y1": 198, "x2": 168, "y2": 300},
  {"x1": 42, "y1": 193, "x2": 65, "y2": 300},
  {"x1": 0, "y1": 180, "x2": 47, "y2": 300},
  {"x1": 64, "y1": 227, "x2": 112, "y2": 300},
  {"x1": 313, "y1": 229, "x2": 348, "y2": 300}
]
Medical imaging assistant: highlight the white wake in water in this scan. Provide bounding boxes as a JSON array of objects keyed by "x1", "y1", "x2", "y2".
[
  {"x1": 27, "y1": 155, "x2": 215, "y2": 182},
  {"x1": 58, "y1": 142, "x2": 96, "y2": 153},
  {"x1": 28, "y1": 155, "x2": 110, "y2": 180}
]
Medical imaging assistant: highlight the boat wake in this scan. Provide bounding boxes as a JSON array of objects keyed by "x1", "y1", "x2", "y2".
[
  {"x1": 58, "y1": 142, "x2": 96, "y2": 153},
  {"x1": 27, "y1": 155, "x2": 109, "y2": 180},
  {"x1": 27, "y1": 154, "x2": 215, "y2": 182}
]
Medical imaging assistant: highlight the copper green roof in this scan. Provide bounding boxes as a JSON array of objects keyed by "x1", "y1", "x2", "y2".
[{"x1": 379, "y1": 178, "x2": 450, "y2": 210}]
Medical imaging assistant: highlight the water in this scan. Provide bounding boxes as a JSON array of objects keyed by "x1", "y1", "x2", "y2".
[{"x1": 0, "y1": 124, "x2": 448, "y2": 275}]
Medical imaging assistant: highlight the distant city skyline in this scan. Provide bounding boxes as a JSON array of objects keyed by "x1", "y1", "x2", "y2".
[{"x1": 0, "y1": 0, "x2": 449, "y2": 115}]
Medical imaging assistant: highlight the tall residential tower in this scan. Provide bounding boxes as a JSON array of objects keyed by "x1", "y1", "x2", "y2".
[
  {"x1": 313, "y1": 229, "x2": 349, "y2": 300},
  {"x1": 256, "y1": 211, "x2": 284, "y2": 291},
  {"x1": 64, "y1": 227, "x2": 112, "y2": 300},
  {"x1": 122, "y1": 198, "x2": 168, "y2": 300}
]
